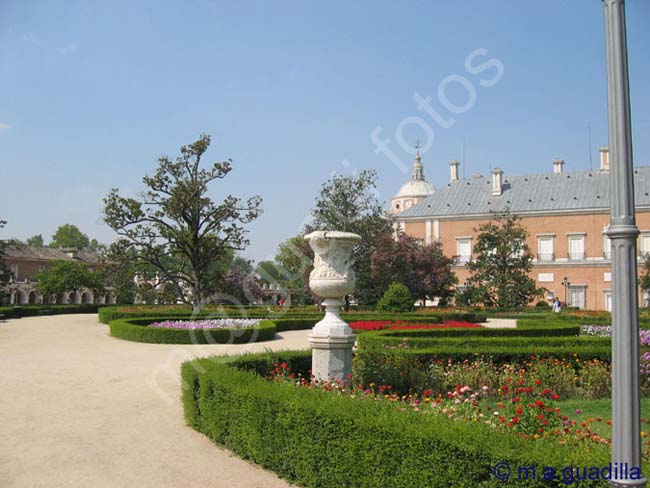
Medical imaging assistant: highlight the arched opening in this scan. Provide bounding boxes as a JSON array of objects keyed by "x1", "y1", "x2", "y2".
[
  {"x1": 28, "y1": 291, "x2": 38, "y2": 304},
  {"x1": 15, "y1": 290, "x2": 27, "y2": 305},
  {"x1": 81, "y1": 292, "x2": 92, "y2": 304},
  {"x1": 107, "y1": 293, "x2": 116, "y2": 304},
  {"x1": 68, "y1": 292, "x2": 76, "y2": 304}
]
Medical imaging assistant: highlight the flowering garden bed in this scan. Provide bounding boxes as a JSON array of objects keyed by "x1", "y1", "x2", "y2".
[
  {"x1": 182, "y1": 351, "x2": 628, "y2": 487},
  {"x1": 349, "y1": 320, "x2": 482, "y2": 332},
  {"x1": 109, "y1": 317, "x2": 276, "y2": 344}
]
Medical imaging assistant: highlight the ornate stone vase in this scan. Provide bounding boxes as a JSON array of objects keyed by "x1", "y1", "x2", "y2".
[
  {"x1": 304, "y1": 230, "x2": 361, "y2": 382},
  {"x1": 305, "y1": 230, "x2": 361, "y2": 336}
]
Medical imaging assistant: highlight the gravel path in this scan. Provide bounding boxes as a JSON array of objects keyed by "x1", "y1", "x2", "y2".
[{"x1": 0, "y1": 314, "x2": 310, "y2": 488}]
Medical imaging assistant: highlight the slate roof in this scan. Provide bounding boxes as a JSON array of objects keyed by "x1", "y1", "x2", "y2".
[
  {"x1": 398, "y1": 166, "x2": 650, "y2": 219},
  {"x1": 3, "y1": 245, "x2": 103, "y2": 264}
]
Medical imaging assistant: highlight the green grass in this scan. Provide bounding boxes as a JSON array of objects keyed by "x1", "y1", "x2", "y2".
[{"x1": 556, "y1": 398, "x2": 650, "y2": 437}]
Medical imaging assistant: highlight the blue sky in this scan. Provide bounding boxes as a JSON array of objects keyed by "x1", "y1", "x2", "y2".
[{"x1": 1, "y1": 0, "x2": 649, "y2": 262}]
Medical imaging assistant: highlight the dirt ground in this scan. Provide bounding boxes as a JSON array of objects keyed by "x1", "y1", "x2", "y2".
[{"x1": 0, "y1": 314, "x2": 311, "y2": 488}]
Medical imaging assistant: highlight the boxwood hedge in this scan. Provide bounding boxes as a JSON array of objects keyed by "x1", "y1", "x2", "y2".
[
  {"x1": 109, "y1": 317, "x2": 277, "y2": 344},
  {"x1": 181, "y1": 351, "x2": 611, "y2": 488},
  {"x1": 0, "y1": 304, "x2": 100, "y2": 318},
  {"x1": 98, "y1": 305, "x2": 486, "y2": 326}
]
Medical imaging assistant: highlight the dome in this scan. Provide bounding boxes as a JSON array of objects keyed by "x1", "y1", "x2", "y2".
[{"x1": 395, "y1": 179, "x2": 436, "y2": 198}]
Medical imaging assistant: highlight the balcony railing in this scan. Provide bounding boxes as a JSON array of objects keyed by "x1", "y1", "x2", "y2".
[
  {"x1": 537, "y1": 253, "x2": 554, "y2": 262},
  {"x1": 568, "y1": 252, "x2": 585, "y2": 261}
]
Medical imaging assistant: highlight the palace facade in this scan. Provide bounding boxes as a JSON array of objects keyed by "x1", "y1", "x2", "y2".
[
  {"x1": 392, "y1": 147, "x2": 650, "y2": 310},
  {"x1": 2, "y1": 245, "x2": 116, "y2": 305}
]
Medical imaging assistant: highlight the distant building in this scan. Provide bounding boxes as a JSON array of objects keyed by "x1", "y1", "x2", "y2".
[
  {"x1": 392, "y1": 147, "x2": 650, "y2": 310},
  {"x1": 2, "y1": 245, "x2": 116, "y2": 305}
]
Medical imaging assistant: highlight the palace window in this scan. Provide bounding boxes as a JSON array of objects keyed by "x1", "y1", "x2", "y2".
[
  {"x1": 456, "y1": 238, "x2": 472, "y2": 264},
  {"x1": 568, "y1": 234, "x2": 585, "y2": 261},
  {"x1": 641, "y1": 233, "x2": 650, "y2": 259},
  {"x1": 537, "y1": 235, "x2": 554, "y2": 262}
]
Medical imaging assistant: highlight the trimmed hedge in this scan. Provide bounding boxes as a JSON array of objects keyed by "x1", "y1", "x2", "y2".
[
  {"x1": 0, "y1": 304, "x2": 100, "y2": 318},
  {"x1": 181, "y1": 351, "x2": 610, "y2": 488},
  {"x1": 109, "y1": 317, "x2": 277, "y2": 344},
  {"x1": 98, "y1": 305, "x2": 486, "y2": 325},
  {"x1": 358, "y1": 319, "x2": 582, "y2": 350}
]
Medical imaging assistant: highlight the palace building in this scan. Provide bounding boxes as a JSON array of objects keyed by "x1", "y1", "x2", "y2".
[
  {"x1": 2, "y1": 245, "x2": 116, "y2": 305},
  {"x1": 391, "y1": 147, "x2": 650, "y2": 310}
]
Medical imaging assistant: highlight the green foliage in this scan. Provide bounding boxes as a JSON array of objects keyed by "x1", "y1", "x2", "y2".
[
  {"x1": 0, "y1": 304, "x2": 100, "y2": 318},
  {"x1": 35, "y1": 260, "x2": 105, "y2": 299},
  {"x1": 465, "y1": 212, "x2": 544, "y2": 307},
  {"x1": 109, "y1": 317, "x2": 276, "y2": 344},
  {"x1": 0, "y1": 219, "x2": 10, "y2": 291},
  {"x1": 308, "y1": 170, "x2": 394, "y2": 306},
  {"x1": 181, "y1": 352, "x2": 609, "y2": 488},
  {"x1": 377, "y1": 282, "x2": 413, "y2": 313},
  {"x1": 50, "y1": 224, "x2": 91, "y2": 249},
  {"x1": 641, "y1": 255, "x2": 650, "y2": 294},
  {"x1": 26, "y1": 234, "x2": 44, "y2": 247},
  {"x1": 103, "y1": 134, "x2": 263, "y2": 312},
  {"x1": 371, "y1": 232, "x2": 457, "y2": 304}
]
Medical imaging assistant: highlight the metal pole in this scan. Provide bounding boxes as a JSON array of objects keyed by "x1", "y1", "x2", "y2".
[{"x1": 603, "y1": 0, "x2": 646, "y2": 486}]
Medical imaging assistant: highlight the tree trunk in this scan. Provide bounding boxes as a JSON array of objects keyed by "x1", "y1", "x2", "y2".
[{"x1": 191, "y1": 284, "x2": 202, "y2": 314}]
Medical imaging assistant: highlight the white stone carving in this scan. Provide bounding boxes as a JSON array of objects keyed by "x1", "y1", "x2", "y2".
[{"x1": 304, "y1": 230, "x2": 361, "y2": 381}]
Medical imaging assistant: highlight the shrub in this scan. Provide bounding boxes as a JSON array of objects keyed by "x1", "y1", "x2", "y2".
[
  {"x1": 181, "y1": 351, "x2": 610, "y2": 488},
  {"x1": 0, "y1": 304, "x2": 100, "y2": 318},
  {"x1": 109, "y1": 317, "x2": 276, "y2": 344},
  {"x1": 376, "y1": 282, "x2": 413, "y2": 313}
]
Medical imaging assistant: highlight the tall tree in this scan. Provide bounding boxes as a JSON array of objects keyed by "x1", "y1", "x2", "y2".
[
  {"x1": 308, "y1": 170, "x2": 393, "y2": 306},
  {"x1": 465, "y1": 212, "x2": 543, "y2": 308},
  {"x1": 50, "y1": 224, "x2": 90, "y2": 249},
  {"x1": 640, "y1": 255, "x2": 650, "y2": 306},
  {"x1": 26, "y1": 234, "x2": 44, "y2": 247},
  {"x1": 35, "y1": 260, "x2": 105, "y2": 301},
  {"x1": 371, "y1": 233, "x2": 457, "y2": 305},
  {"x1": 0, "y1": 219, "x2": 11, "y2": 290},
  {"x1": 103, "y1": 134, "x2": 262, "y2": 312}
]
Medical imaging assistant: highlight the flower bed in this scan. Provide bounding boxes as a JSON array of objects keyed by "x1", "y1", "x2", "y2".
[
  {"x1": 182, "y1": 351, "x2": 618, "y2": 488},
  {"x1": 148, "y1": 318, "x2": 261, "y2": 329},
  {"x1": 581, "y1": 324, "x2": 650, "y2": 345},
  {"x1": 349, "y1": 320, "x2": 482, "y2": 332},
  {"x1": 109, "y1": 317, "x2": 276, "y2": 344}
]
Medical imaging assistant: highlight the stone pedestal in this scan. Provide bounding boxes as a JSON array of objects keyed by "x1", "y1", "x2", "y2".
[
  {"x1": 308, "y1": 334, "x2": 356, "y2": 382},
  {"x1": 304, "y1": 231, "x2": 361, "y2": 383}
]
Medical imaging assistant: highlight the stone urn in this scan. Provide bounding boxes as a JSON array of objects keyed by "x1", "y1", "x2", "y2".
[{"x1": 304, "y1": 230, "x2": 361, "y2": 381}]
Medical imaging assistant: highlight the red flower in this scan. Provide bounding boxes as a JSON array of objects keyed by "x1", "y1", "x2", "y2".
[
  {"x1": 535, "y1": 400, "x2": 544, "y2": 408},
  {"x1": 551, "y1": 393, "x2": 560, "y2": 400}
]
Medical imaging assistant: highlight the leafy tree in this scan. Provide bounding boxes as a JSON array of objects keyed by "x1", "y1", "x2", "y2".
[
  {"x1": 465, "y1": 212, "x2": 543, "y2": 308},
  {"x1": 0, "y1": 219, "x2": 11, "y2": 290},
  {"x1": 103, "y1": 134, "x2": 262, "y2": 312},
  {"x1": 308, "y1": 170, "x2": 393, "y2": 306},
  {"x1": 35, "y1": 260, "x2": 105, "y2": 301},
  {"x1": 27, "y1": 234, "x2": 44, "y2": 247},
  {"x1": 376, "y1": 282, "x2": 413, "y2": 313},
  {"x1": 641, "y1": 255, "x2": 650, "y2": 306},
  {"x1": 221, "y1": 257, "x2": 263, "y2": 305},
  {"x1": 50, "y1": 224, "x2": 90, "y2": 249},
  {"x1": 371, "y1": 233, "x2": 457, "y2": 305}
]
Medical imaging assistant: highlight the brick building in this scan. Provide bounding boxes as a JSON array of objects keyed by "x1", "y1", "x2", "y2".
[
  {"x1": 391, "y1": 147, "x2": 650, "y2": 310},
  {"x1": 2, "y1": 245, "x2": 116, "y2": 305}
]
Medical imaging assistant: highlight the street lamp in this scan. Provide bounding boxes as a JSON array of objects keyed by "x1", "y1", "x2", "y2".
[
  {"x1": 603, "y1": 0, "x2": 646, "y2": 486},
  {"x1": 561, "y1": 276, "x2": 570, "y2": 306}
]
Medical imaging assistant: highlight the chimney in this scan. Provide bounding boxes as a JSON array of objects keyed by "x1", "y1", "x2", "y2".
[
  {"x1": 599, "y1": 146, "x2": 609, "y2": 171},
  {"x1": 553, "y1": 159, "x2": 565, "y2": 174},
  {"x1": 449, "y1": 160, "x2": 460, "y2": 182},
  {"x1": 491, "y1": 168, "x2": 504, "y2": 196}
]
